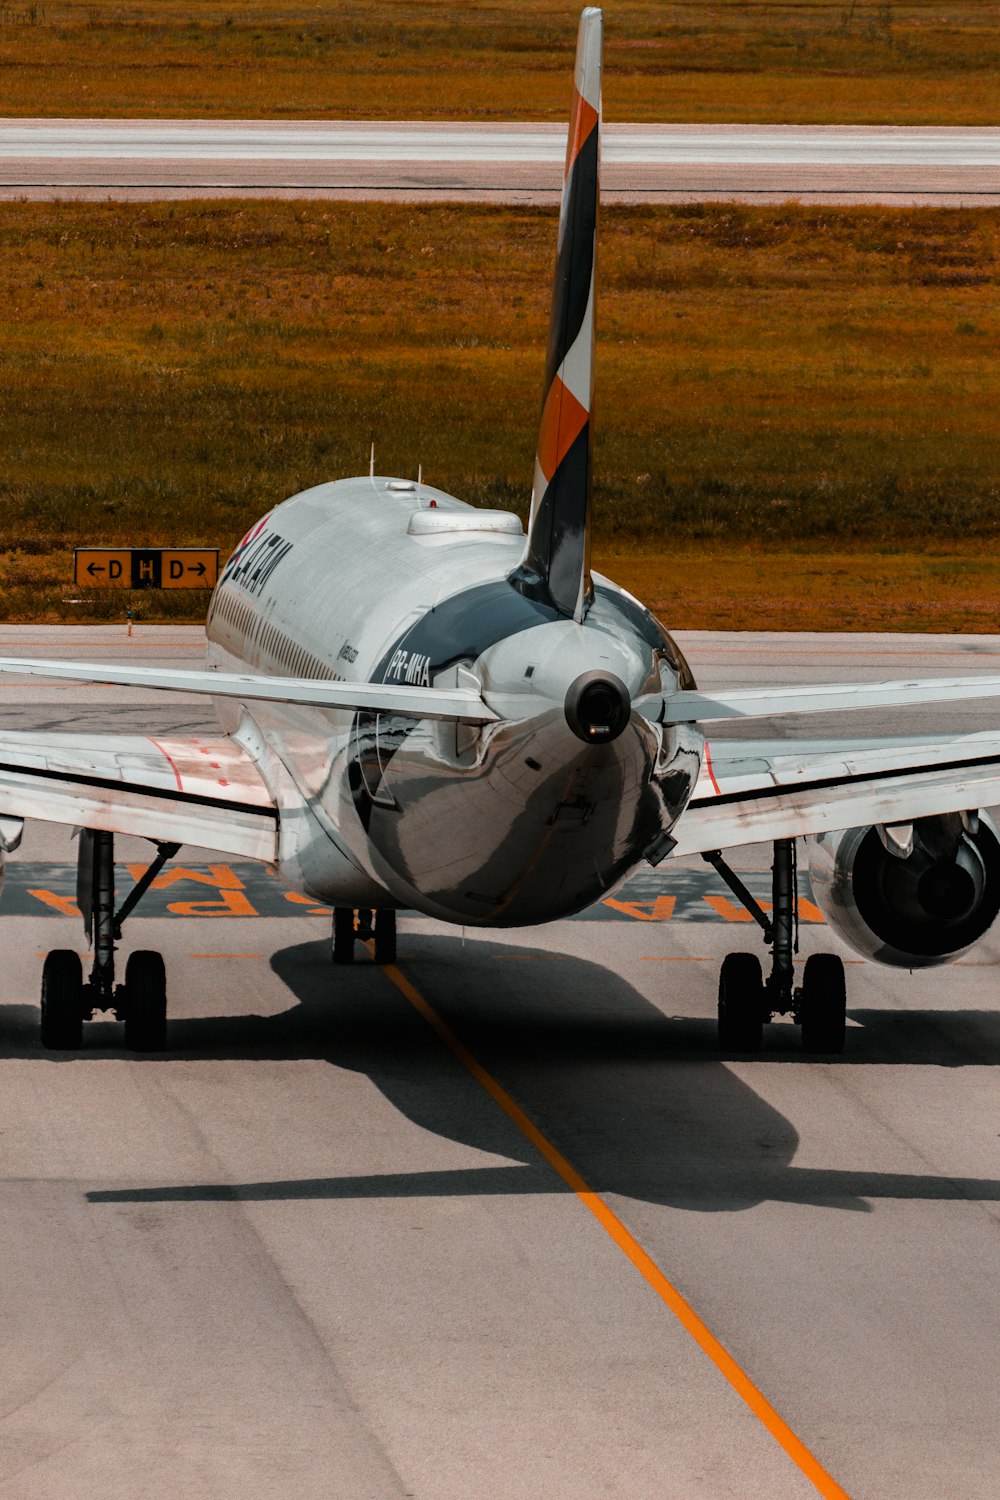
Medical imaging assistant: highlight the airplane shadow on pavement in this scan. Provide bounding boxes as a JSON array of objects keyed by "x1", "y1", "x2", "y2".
[{"x1": 76, "y1": 933, "x2": 1000, "y2": 1215}]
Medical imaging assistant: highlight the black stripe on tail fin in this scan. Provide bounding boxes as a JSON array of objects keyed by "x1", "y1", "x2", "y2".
[{"x1": 510, "y1": 7, "x2": 602, "y2": 624}]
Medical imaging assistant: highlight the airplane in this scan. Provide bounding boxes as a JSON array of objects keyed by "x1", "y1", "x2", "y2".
[{"x1": 2, "y1": 5, "x2": 1000, "y2": 1057}]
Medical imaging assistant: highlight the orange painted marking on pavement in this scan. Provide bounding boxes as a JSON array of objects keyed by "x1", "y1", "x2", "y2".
[
  {"x1": 603, "y1": 894, "x2": 676, "y2": 922},
  {"x1": 283, "y1": 891, "x2": 331, "y2": 915},
  {"x1": 381, "y1": 960, "x2": 852, "y2": 1500},
  {"x1": 703, "y1": 893, "x2": 824, "y2": 924},
  {"x1": 641, "y1": 955, "x2": 711, "y2": 962},
  {"x1": 167, "y1": 889, "x2": 256, "y2": 917},
  {"x1": 28, "y1": 888, "x2": 81, "y2": 917},
  {"x1": 189, "y1": 953, "x2": 265, "y2": 959},
  {"x1": 128, "y1": 862, "x2": 245, "y2": 891}
]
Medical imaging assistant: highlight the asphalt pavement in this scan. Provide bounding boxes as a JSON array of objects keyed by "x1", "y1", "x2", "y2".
[
  {"x1": 0, "y1": 623, "x2": 998, "y2": 1497},
  {"x1": 1, "y1": 122, "x2": 998, "y2": 204}
]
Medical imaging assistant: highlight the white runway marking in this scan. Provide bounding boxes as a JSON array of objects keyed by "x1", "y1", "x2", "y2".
[
  {"x1": 2, "y1": 121, "x2": 998, "y2": 203},
  {"x1": 0, "y1": 121, "x2": 998, "y2": 165}
]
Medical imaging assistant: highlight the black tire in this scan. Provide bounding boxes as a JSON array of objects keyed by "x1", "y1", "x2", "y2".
[
  {"x1": 373, "y1": 909, "x2": 397, "y2": 966},
  {"x1": 123, "y1": 950, "x2": 168, "y2": 1052},
  {"x1": 800, "y1": 952, "x2": 847, "y2": 1055},
  {"x1": 718, "y1": 951, "x2": 765, "y2": 1053},
  {"x1": 40, "y1": 950, "x2": 84, "y2": 1050},
  {"x1": 332, "y1": 907, "x2": 355, "y2": 965}
]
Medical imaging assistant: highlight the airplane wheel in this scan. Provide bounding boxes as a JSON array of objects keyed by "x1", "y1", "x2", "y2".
[
  {"x1": 718, "y1": 952, "x2": 765, "y2": 1053},
  {"x1": 800, "y1": 953, "x2": 847, "y2": 1055},
  {"x1": 373, "y1": 909, "x2": 396, "y2": 966},
  {"x1": 40, "y1": 950, "x2": 84, "y2": 1051},
  {"x1": 123, "y1": 950, "x2": 168, "y2": 1052},
  {"x1": 332, "y1": 907, "x2": 355, "y2": 965}
]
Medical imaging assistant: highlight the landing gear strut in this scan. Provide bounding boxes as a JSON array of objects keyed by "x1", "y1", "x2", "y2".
[
  {"x1": 39, "y1": 831, "x2": 178, "y2": 1052},
  {"x1": 332, "y1": 907, "x2": 397, "y2": 966},
  {"x1": 705, "y1": 839, "x2": 847, "y2": 1055}
]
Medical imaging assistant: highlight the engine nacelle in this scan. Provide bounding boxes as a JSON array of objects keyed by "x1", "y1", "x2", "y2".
[{"x1": 806, "y1": 812, "x2": 1000, "y2": 968}]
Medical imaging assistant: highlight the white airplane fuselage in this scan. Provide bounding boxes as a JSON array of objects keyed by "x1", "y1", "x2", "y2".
[{"x1": 205, "y1": 476, "x2": 704, "y2": 927}]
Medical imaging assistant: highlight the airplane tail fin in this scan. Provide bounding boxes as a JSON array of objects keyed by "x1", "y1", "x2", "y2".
[{"x1": 510, "y1": 7, "x2": 602, "y2": 624}]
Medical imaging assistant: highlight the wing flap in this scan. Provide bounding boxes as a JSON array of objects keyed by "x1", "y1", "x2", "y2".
[
  {"x1": 0, "y1": 732, "x2": 277, "y2": 861},
  {"x1": 673, "y1": 732, "x2": 1000, "y2": 856},
  {"x1": 665, "y1": 675, "x2": 1000, "y2": 724}
]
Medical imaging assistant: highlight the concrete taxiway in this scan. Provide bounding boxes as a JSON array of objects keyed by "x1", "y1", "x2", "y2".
[
  {"x1": 0, "y1": 623, "x2": 999, "y2": 1498},
  {"x1": 1, "y1": 121, "x2": 998, "y2": 205}
]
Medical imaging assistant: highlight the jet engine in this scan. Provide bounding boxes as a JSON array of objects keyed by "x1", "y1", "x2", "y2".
[{"x1": 806, "y1": 812, "x2": 1000, "y2": 968}]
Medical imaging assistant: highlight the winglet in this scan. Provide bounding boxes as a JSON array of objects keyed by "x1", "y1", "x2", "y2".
[{"x1": 510, "y1": 7, "x2": 602, "y2": 623}]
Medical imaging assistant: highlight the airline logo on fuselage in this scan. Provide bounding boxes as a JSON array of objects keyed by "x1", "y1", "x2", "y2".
[
  {"x1": 220, "y1": 530, "x2": 293, "y2": 598},
  {"x1": 384, "y1": 648, "x2": 431, "y2": 687}
]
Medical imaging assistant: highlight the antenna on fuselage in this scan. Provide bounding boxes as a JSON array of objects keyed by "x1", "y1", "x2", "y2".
[
  {"x1": 508, "y1": 7, "x2": 601, "y2": 624},
  {"x1": 369, "y1": 442, "x2": 375, "y2": 478},
  {"x1": 418, "y1": 463, "x2": 422, "y2": 506}
]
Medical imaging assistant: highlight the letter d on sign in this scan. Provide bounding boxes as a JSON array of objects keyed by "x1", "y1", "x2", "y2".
[
  {"x1": 169, "y1": 560, "x2": 184, "y2": 580},
  {"x1": 108, "y1": 559, "x2": 122, "y2": 580}
]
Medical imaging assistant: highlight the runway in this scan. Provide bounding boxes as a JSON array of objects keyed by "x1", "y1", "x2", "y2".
[
  {"x1": 1, "y1": 623, "x2": 999, "y2": 1496},
  {"x1": 2, "y1": 121, "x2": 999, "y2": 205}
]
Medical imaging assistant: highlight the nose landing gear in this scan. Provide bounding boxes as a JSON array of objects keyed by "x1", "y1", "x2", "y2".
[
  {"x1": 705, "y1": 839, "x2": 847, "y2": 1055},
  {"x1": 39, "y1": 831, "x2": 178, "y2": 1052}
]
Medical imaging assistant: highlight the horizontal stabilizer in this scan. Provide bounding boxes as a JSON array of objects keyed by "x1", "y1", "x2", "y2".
[
  {"x1": 663, "y1": 675, "x2": 1000, "y2": 724},
  {"x1": 0, "y1": 658, "x2": 500, "y2": 724}
]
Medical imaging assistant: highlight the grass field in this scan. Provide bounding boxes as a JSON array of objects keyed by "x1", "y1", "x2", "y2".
[
  {"x1": 2, "y1": 1, "x2": 1000, "y2": 124},
  {"x1": 610, "y1": 547, "x2": 1000, "y2": 633},
  {"x1": 0, "y1": 197, "x2": 998, "y2": 628}
]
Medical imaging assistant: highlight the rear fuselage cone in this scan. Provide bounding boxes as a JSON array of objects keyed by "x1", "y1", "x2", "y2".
[{"x1": 351, "y1": 583, "x2": 702, "y2": 925}]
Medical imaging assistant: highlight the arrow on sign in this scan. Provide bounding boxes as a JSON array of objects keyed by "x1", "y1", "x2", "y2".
[
  {"x1": 190, "y1": 563, "x2": 206, "y2": 577},
  {"x1": 86, "y1": 563, "x2": 105, "y2": 576}
]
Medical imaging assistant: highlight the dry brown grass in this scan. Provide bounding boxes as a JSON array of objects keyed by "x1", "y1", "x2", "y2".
[
  {"x1": 605, "y1": 546, "x2": 1000, "y2": 633},
  {"x1": 1, "y1": 197, "x2": 999, "y2": 626},
  {"x1": 1, "y1": 1, "x2": 999, "y2": 123}
]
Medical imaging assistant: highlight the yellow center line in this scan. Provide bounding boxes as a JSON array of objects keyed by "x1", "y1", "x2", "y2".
[
  {"x1": 641, "y1": 955, "x2": 711, "y2": 962},
  {"x1": 381, "y1": 959, "x2": 852, "y2": 1500},
  {"x1": 189, "y1": 953, "x2": 266, "y2": 959}
]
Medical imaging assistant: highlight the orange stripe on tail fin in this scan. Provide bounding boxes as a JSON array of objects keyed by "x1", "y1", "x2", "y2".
[{"x1": 536, "y1": 376, "x2": 589, "y2": 485}]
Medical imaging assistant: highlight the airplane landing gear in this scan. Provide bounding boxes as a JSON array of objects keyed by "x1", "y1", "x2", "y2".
[
  {"x1": 38, "y1": 831, "x2": 178, "y2": 1052},
  {"x1": 40, "y1": 950, "x2": 84, "y2": 1051},
  {"x1": 122, "y1": 950, "x2": 168, "y2": 1053},
  {"x1": 705, "y1": 839, "x2": 847, "y2": 1055},
  {"x1": 799, "y1": 952, "x2": 847, "y2": 1055},
  {"x1": 717, "y1": 951, "x2": 765, "y2": 1053},
  {"x1": 332, "y1": 907, "x2": 397, "y2": 965}
]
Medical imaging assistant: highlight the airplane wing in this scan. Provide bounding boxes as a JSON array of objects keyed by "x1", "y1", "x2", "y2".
[
  {"x1": 670, "y1": 732, "x2": 1000, "y2": 857},
  {"x1": 663, "y1": 674, "x2": 1000, "y2": 723},
  {"x1": 0, "y1": 655, "x2": 500, "y2": 868},
  {"x1": 0, "y1": 658, "x2": 498, "y2": 723},
  {"x1": 0, "y1": 654, "x2": 500, "y2": 864},
  {"x1": 0, "y1": 731, "x2": 278, "y2": 861}
]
